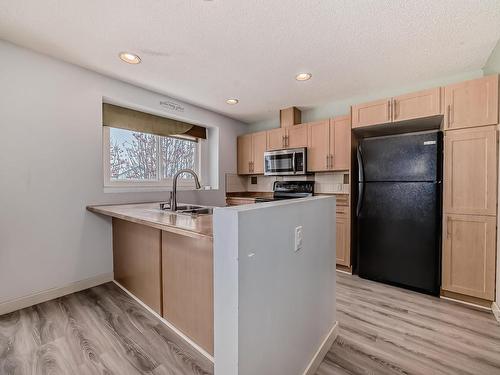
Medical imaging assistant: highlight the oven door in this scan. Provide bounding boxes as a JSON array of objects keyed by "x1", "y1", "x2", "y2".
[{"x1": 264, "y1": 148, "x2": 306, "y2": 176}]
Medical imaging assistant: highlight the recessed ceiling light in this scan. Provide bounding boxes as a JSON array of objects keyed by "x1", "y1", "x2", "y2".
[
  {"x1": 295, "y1": 73, "x2": 312, "y2": 81},
  {"x1": 119, "y1": 52, "x2": 141, "y2": 64},
  {"x1": 226, "y1": 98, "x2": 239, "y2": 105}
]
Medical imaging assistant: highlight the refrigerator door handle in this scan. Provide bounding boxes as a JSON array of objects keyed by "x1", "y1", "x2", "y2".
[{"x1": 356, "y1": 145, "x2": 365, "y2": 217}]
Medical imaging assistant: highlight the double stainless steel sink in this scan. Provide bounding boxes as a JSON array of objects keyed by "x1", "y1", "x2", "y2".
[{"x1": 159, "y1": 203, "x2": 213, "y2": 216}]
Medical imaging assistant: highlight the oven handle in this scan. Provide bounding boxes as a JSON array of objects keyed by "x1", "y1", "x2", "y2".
[{"x1": 292, "y1": 152, "x2": 296, "y2": 173}]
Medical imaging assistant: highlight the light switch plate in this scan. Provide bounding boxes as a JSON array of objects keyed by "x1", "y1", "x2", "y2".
[{"x1": 295, "y1": 226, "x2": 303, "y2": 252}]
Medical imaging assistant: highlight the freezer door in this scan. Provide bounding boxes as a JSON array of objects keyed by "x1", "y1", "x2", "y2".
[
  {"x1": 359, "y1": 131, "x2": 442, "y2": 182},
  {"x1": 357, "y1": 181, "x2": 441, "y2": 295}
]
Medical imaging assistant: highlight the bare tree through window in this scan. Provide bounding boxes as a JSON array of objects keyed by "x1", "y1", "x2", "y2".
[{"x1": 109, "y1": 128, "x2": 197, "y2": 181}]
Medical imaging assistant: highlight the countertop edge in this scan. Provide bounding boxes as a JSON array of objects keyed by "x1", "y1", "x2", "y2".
[{"x1": 87, "y1": 205, "x2": 213, "y2": 240}]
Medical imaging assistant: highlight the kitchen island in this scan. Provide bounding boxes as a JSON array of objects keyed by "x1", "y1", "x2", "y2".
[
  {"x1": 87, "y1": 202, "x2": 214, "y2": 356},
  {"x1": 89, "y1": 197, "x2": 338, "y2": 375}
]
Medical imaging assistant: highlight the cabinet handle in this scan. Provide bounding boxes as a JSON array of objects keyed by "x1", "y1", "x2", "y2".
[
  {"x1": 388, "y1": 100, "x2": 391, "y2": 121},
  {"x1": 393, "y1": 99, "x2": 397, "y2": 121},
  {"x1": 326, "y1": 155, "x2": 329, "y2": 169},
  {"x1": 446, "y1": 216, "x2": 451, "y2": 239},
  {"x1": 282, "y1": 135, "x2": 285, "y2": 148},
  {"x1": 330, "y1": 154, "x2": 334, "y2": 169},
  {"x1": 286, "y1": 135, "x2": 289, "y2": 148}
]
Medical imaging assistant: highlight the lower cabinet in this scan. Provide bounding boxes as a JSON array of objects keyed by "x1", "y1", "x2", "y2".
[
  {"x1": 112, "y1": 218, "x2": 162, "y2": 314},
  {"x1": 162, "y1": 231, "x2": 214, "y2": 355},
  {"x1": 442, "y1": 214, "x2": 496, "y2": 301},
  {"x1": 336, "y1": 205, "x2": 351, "y2": 267}
]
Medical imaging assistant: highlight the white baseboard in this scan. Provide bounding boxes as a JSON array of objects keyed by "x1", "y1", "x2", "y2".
[
  {"x1": 492, "y1": 302, "x2": 500, "y2": 324},
  {"x1": 303, "y1": 321, "x2": 339, "y2": 375},
  {"x1": 113, "y1": 280, "x2": 215, "y2": 363},
  {"x1": 0, "y1": 272, "x2": 114, "y2": 316}
]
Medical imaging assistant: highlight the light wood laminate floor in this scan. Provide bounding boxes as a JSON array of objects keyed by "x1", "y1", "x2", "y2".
[
  {"x1": 317, "y1": 272, "x2": 500, "y2": 375},
  {"x1": 1, "y1": 273, "x2": 499, "y2": 374}
]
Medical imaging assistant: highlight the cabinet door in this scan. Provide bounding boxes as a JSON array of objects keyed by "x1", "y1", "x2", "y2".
[
  {"x1": 351, "y1": 98, "x2": 391, "y2": 128},
  {"x1": 442, "y1": 214, "x2": 496, "y2": 300},
  {"x1": 307, "y1": 120, "x2": 330, "y2": 172},
  {"x1": 443, "y1": 126, "x2": 497, "y2": 216},
  {"x1": 237, "y1": 134, "x2": 252, "y2": 175},
  {"x1": 331, "y1": 116, "x2": 351, "y2": 170},
  {"x1": 287, "y1": 124, "x2": 308, "y2": 148},
  {"x1": 444, "y1": 75, "x2": 499, "y2": 130},
  {"x1": 266, "y1": 128, "x2": 286, "y2": 150},
  {"x1": 393, "y1": 87, "x2": 442, "y2": 122},
  {"x1": 336, "y1": 213, "x2": 350, "y2": 267},
  {"x1": 162, "y1": 231, "x2": 214, "y2": 354},
  {"x1": 252, "y1": 131, "x2": 267, "y2": 174}
]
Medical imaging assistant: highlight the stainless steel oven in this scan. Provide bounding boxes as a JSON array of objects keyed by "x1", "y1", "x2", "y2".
[{"x1": 264, "y1": 148, "x2": 307, "y2": 176}]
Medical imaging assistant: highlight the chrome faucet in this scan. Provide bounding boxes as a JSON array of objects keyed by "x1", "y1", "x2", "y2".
[{"x1": 170, "y1": 169, "x2": 202, "y2": 211}]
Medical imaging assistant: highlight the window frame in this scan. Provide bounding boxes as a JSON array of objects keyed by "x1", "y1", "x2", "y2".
[{"x1": 103, "y1": 126, "x2": 202, "y2": 191}]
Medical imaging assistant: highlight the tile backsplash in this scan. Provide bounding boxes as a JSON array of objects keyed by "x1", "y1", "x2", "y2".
[{"x1": 225, "y1": 172, "x2": 350, "y2": 194}]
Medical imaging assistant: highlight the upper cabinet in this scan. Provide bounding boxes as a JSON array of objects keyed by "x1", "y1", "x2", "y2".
[
  {"x1": 307, "y1": 120, "x2": 331, "y2": 171},
  {"x1": 237, "y1": 134, "x2": 252, "y2": 175},
  {"x1": 443, "y1": 125, "x2": 498, "y2": 216},
  {"x1": 351, "y1": 99, "x2": 391, "y2": 128},
  {"x1": 267, "y1": 124, "x2": 308, "y2": 150},
  {"x1": 307, "y1": 116, "x2": 351, "y2": 172},
  {"x1": 332, "y1": 116, "x2": 351, "y2": 170},
  {"x1": 267, "y1": 128, "x2": 286, "y2": 150},
  {"x1": 444, "y1": 75, "x2": 499, "y2": 131},
  {"x1": 237, "y1": 131, "x2": 267, "y2": 175},
  {"x1": 252, "y1": 131, "x2": 267, "y2": 174},
  {"x1": 393, "y1": 88, "x2": 442, "y2": 122},
  {"x1": 352, "y1": 87, "x2": 444, "y2": 129},
  {"x1": 287, "y1": 124, "x2": 308, "y2": 148}
]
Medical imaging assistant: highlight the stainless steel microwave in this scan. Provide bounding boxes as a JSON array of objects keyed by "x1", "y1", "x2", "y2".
[{"x1": 264, "y1": 148, "x2": 307, "y2": 176}]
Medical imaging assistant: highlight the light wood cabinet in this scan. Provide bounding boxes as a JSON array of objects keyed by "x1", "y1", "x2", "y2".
[
  {"x1": 162, "y1": 231, "x2": 214, "y2": 354},
  {"x1": 332, "y1": 116, "x2": 351, "y2": 170},
  {"x1": 393, "y1": 88, "x2": 442, "y2": 122},
  {"x1": 113, "y1": 219, "x2": 162, "y2": 314},
  {"x1": 335, "y1": 207, "x2": 350, "y2": 267},
  {"x1": 237, "y1": 131, "x2": 267, "y2": 174},
  {"x1": 307, "y1": 120, "x2": 330, "y2": 171},
  {"x1": 444, "y1": 75, "x2": 499, "y2": 131},
  {"x1": 443, "y1": 126, "x2": 497, "y2": 216},
  {"x1": 266, "y1": 128, "x2": 286, "y2": 150},
  {"x1": 237, "y1": 134, "x2": 252, "y2": 175},
  {"x1": 352, "y1": 87, "x2": 444, "y2": 129},
  {"x1": 351, "y1": 98, "x2": 391, "y2": 128},
  {"x1": 287, "y1": 124, "x2": 308, "y2": 148},
  {"x1": 252, "y1": 131, "x2": 267, "y2": 174},
  {"x1": 307, "y1": 117, "x2": 351, "y2": 172},
  {"x1": 267, "y1": 125, "x2": 308, "y2": 150},
  {"x1": 442, "y1": 214, "x2": 496, "y2": 300}
]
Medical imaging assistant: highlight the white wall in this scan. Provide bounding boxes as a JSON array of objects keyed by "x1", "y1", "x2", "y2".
[
  {"x1": 0, "y1": 40, "x2": 247, "y2": 304},
  {"x1": 213, "y1": 197, "x2": 336, "y2": 375}
]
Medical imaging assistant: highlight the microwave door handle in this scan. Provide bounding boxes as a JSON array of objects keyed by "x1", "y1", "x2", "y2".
[{"x1": 292, "y1": 152, "x2": 296, "y2": 173}]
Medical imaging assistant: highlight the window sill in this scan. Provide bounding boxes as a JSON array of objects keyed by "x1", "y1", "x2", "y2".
[{"x1": 104, "y1": 185, "x2": 214, "y2": 194}]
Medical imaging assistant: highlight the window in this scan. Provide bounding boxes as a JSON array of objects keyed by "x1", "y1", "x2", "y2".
[{"x1": 104, "y1": 127, "x2": 200, "y2": 189}]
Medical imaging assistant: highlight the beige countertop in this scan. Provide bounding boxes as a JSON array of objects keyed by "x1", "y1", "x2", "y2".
[{"x1": 87, "y1": 202, "x2": 213, "y2": 240}]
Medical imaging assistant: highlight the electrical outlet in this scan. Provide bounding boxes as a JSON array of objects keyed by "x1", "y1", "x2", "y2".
[{"x1": 295, "y1": 226, "x2": 303, "y2": 252}]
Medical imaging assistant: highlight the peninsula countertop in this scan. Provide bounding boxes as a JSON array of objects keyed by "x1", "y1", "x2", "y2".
[{"x1": 87, "y1": 202, "x2": 213, "y2": 239}]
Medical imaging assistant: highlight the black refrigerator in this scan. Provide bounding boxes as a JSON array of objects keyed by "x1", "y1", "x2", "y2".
[{"x1": 356, "y1": 131, "x2": 443, "y2": 295}]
